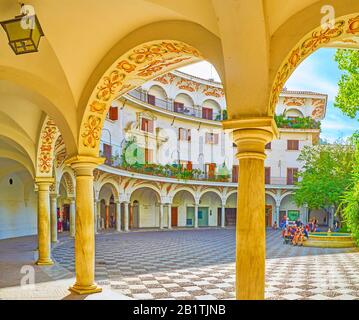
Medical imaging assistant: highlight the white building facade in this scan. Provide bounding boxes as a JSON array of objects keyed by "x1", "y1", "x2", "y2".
[
  {"x1": 0, "y1": 71, "x2": 328, "y2": 239},
  {"x1": 90, "y1": 71, "x2": 328, "y2": 232}
]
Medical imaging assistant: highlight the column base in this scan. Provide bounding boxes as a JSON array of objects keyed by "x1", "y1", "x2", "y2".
[
  {"x1": 36, "y1": 258, "x2": 54, "y2": 266},
  {"x1": 69, "y1": 283, "x2": 102, "y2": 295}
]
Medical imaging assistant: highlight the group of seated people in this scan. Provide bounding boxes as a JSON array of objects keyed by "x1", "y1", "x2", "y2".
[
  {"x1": 282, "y1": 225, "x2": 309, "y2": 246},
  {"x1": 274, "y1": 215, "x2": 341, "y2": 246}
]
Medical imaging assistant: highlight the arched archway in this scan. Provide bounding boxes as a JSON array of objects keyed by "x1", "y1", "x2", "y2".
[
  {"x1": 98, "y1": 182, "x2": 119, "y2": 230},
  {"x1": 0, "y1": 157, "x2": 36, "y2": 239},
  {"x1": 148, "y1": 84, "x2": 168, "y2": 100},
  {"x1": 172, "y1": 189, "x2": 196, "y2": 228},
  {"x1": 224, "y1": 191, "x2": 237, "y2": 227},
  {"x1": 199, "y1": 190, "x2": 223, "y2": 227},
  {"x1": 269, "y1": 13, "x2": 359, "y2": 115},
  {"x1": 279, "y1": 192, "x2": 304, "y2": 224},
  {"x1": 130, "y1": 186, "x2": 161, "y2": 229},
  {"x1": 265, "y1": 193, "x2": 277, "y2": 227}
]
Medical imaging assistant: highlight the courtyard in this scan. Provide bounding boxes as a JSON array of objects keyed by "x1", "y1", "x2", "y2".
[{"x1": 0, "y1": 229, "x2": 359, "y2": 300}]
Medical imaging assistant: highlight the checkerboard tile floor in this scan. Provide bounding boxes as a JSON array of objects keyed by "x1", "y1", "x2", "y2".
[{"x1": 51, "y1": 229, "x2": 359, "y2": 300}]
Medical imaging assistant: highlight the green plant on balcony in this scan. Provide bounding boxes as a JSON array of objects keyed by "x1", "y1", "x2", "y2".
[{"x1": 274, "y1": 114, "x2": 321, "y2": 129}]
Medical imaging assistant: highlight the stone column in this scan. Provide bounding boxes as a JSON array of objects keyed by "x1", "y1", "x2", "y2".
[
  {"x1": 223, "y1": 117, "x2": 277, "y2": 300},
  {"x1": 96, "y1": 201, "x2": 101, "y2": 231},
  {"x1": 35, "y1": 178, "x2": 54, "y2": 265},
  {"x1": 94, "y1": 200, "x2": 98, "y2": 234},
  {"x1": 116, "y1": 201, "x2": 122, "y2": 232},
  {"x1": 167, "y1": 203, "x2": 172, "y2": 229},
  {"x1": 69, "y1": 198, "x2": 76, "y2": 237},
  {"x1": 275, "y1": 205, "x2": 280, "y2": 225},
  {"x1": 105, "y1": 204, "x2": 109, "y2": 229},
  {"x1": 124, "y1": 202, "x2": 129, "y2": 231},
  {"x1": 50, "y1": 194, "x2": 58, "y2": 243},
  {"x1": 221, "y1": 203, "x2": 226, "y2": 228},
  {"x1": 194, "y1": 204, "x2": 199, "y2": 228},
  {"x1": 159, "y1": 203, "x2": 164, "y2": 229},
  {"x1": 66, "y1": 156, "x2": 103, "y2": 295}
]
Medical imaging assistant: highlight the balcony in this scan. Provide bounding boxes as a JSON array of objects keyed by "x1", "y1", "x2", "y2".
[
  {"x1": 99, "y1": 145, "x2": 298, "y2": 187},
  {"x1": 275, "y1": 114, "x2": 321, "y2": 129},
  {"x1": 126, "y1": 89, "x2": 226, "y2": 121}
]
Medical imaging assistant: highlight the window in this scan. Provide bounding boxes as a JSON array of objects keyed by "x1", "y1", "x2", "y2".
[
  {"x1": 205, "y1": 132, "x2": 219, "y2": 144},
  {"x1": 287, "y1": 168, "x2": 298, "y2": 185},
  {"x1": 141, "y1": 118, "x2": 154, "y2": 133},
  {"x1": 287, "y1": 140, "x2": 299, "y2": 150},
  {"x1": 147, "y1": 94, "x2": 156, "y2": 106},
  {"x1": 265, "y1": 167, "x2": 271, "y2": 184},
  {"x1": 174, "y1": 101, "x2": 184, "y2": 113},
  {"x1": 108, "y1": 106, "x2": 118, "y2": 121},
  {"x1": 144, "y1": 148, "x2": 153, "y2": 163},
  {"x1": 202, "y1": 107, "x2": 213, "y2": 120},
  {"x1": 232, "y1": 165, "x2": 239, "y2": 183},
  {"x1": 179, "y1": 160, "x2": 193, "y2": 171},
  {"x1": 178, "y1": 128, "x2": 191, "y2": 141},
  {"x1": 265, "y1": 142, "x2": 271, "y2": 150},
  {"x1": 205, "y1": 163, "x2": 216, "y2": 178},
  {"x1": 103, "y1": 143, "x2": 112, "y2": 165}
]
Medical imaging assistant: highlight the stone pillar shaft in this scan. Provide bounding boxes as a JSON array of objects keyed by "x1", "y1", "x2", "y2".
[
  {"x1": 116, "y1": 202, "x2": 122, "y2": 231},
  {"x1": 221, "y1": 205, "x2": 225, "y2": 228},
  {"x1": 70, "y1": 199, "x2": 76, "y2": 237},
  {"x1": 35, "y1": 178, "x2": 54, "y2": 265},
  {"x1": 194, "y1": 204, "x2": 199, "y2": 228},
  {"x1": 124, "y1": 202, "x2": 129, "y2": 231},
  {"x1": 50, "y1": 194, "x2": 58, "y2": 243},
  {"x1": 159, "y1": 203, "x2": 164, "y2": 229},
  {"x1": 223, "y1": 117, "x2": 277, "y2": 301},
  {"x1": 67, "y1": 156, "x2": 103, "y2": 295},
  {"x1": 167, "y1": 204, "x2": 172, "y2": 229}
]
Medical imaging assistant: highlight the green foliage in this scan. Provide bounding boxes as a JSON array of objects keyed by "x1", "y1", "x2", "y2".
[
  {"x1": 339, "y1": 134, "x2": 359, "y2": 244},
  {"x1": 294, "y1": 142, "x2": 355, "y2": 215},
  {"x1": 334, "y1": 49, "x2": 359, "y2": 118},
  {"x1": 274, "y1": 114, "x2": 321, "y2": 129}
]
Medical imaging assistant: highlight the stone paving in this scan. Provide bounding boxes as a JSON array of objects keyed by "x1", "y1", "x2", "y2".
[{"x1": 1, "y1": 228, "x2": 359, "y2": 300}]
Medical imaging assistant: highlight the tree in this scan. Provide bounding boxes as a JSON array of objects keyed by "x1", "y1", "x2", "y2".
[
  {"x1": 294, "y1": 142, "x2": 355, "y2": 220},
  {"x1": 334, "y1": 49, "x2": 359, "y2": 118},
  {"x1": 339, "y1": 134, "x2": 359, "y2": 243}
]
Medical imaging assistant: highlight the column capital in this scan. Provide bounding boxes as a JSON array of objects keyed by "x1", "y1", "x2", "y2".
[
  {"x1": 223, "y1": 117, "x2": 278, "y2": 160},
  {"x1": 35, "y1": 177, "x2": 54, "y2": 190},
  {"x1": 65, "y1": 155, "x2": 104, "y2": 176}
]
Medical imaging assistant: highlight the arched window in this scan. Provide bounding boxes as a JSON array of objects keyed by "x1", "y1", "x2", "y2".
[
  {"x1": 202, "y1": 99, "x2": 221, "y2": 120},
  {"x1": 174, "y1": 93, "x2": 195, "y2": 116},
  {"x1": 285, "y1": 108, "x2": 304, "y2": 119},
  {"x1": 148, "y1": 85, "x2": 167, "y2": 106}
]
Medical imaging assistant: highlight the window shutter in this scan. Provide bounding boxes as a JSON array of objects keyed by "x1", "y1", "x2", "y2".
[
  {"x1": 103, "y1": 143, "x2": 112, "y2": 165},
  {"x1": 187, "y1": 161, "x2": 192, "y2": 171},
  {"x1": 148, "y1": 120, "x2": 154, "y2": 133},
  {"x1": 287, "y1": 168, "x2": 295, "y2": 185},
  {"x1": 141, "y1": 118, "x2": 147, "y2": 131},
  {"x1": 147, "y1": 94, "x2": 156, "y2": 106},
  {"x1": 265, "y1": 167, "x2": 271, "y2": 184},
  {"x1": 187, "y1": 129, "x2": 191, "y2": 142},
  {"x1": 202, "y1": 107, "x2": 213, "y2": 120},
  {"x1": 232, "y1": 165, "x2": 239, "y2": 183},
  {"x1": 293, "y1": 168, "x2": 298, "y2": 183},
  {"x1": 205, "y1": 133, "x2": 209, "y2": 144},
  {"x1": 109, "y1": 106, "x2": 118, "y2": 121},
  {"x1": 174, "y1": 102, "x2": 184, "y2": 113}
]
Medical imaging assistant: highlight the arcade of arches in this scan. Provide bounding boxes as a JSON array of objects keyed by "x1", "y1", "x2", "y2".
[{"x1": 1, "y1": 0, "x2": 359, "y2": 300}]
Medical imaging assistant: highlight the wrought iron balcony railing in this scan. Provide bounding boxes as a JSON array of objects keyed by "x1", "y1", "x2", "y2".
[{"x1": 126, "y1": 89, "x2": 223, "y2": 121}]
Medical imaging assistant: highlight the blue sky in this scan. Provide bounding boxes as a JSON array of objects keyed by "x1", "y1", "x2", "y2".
[{"x1": 179, "y1": 49, "x2": 359, "y2": 142}]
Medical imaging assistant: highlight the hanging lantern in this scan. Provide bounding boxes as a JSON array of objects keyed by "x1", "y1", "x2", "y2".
[{"x1": 1, "y1": 5, "x2": 44, "y2": 55}]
